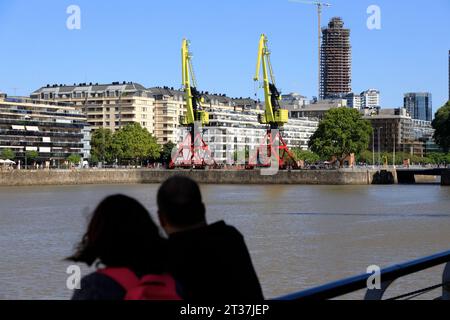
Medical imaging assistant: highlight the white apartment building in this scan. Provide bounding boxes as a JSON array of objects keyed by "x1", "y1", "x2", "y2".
[
  {"x1": 31, "y1": 84, "x2": 320, "y2": 162},
  {"x1": 345, "y1": 92, "x2": 361, "y2": 109},
  {"x1": 31, "y1": 82, "x2": 156, "y2": 135},
  {"x1": 360, "y1": 89, "x2": 380, "y2": 109},
  {"x1": 0, "y1": 94, "x2": 90, "y2": 164},
  {"x1": 179, "y1": 106, "x2": 319, "y2": 164}
]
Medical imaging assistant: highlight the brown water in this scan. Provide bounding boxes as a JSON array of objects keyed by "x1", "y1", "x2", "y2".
[{"x1": 0, "y1": 184, "x2": 449, "y2": 300}]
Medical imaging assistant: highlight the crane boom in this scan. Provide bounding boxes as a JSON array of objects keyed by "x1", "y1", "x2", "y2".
[
  {"x1": 181, "y1": 39, "x2": 209, "y2": 127},
  {"x1": 170, "y1": 38, "x2": 214, "y2": 169},
  {"x1": 254, "y1": 34, "x2": 288, "y2": 129}
]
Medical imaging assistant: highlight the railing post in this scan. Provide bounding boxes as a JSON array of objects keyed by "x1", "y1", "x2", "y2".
[{"x1": 442, "y1": 262, "x2": 450, "y2": 300}]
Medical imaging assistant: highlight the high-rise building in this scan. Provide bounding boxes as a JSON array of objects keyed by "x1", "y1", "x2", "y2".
[
  {"x1": 404, "y1": 92, "x2": 432, "y2": 121},
  {"x1": 320, "y1": 17, "x2": 352, "y2": 100},
  {"x1": 360, "y1": 89, "x2": 380, "y2": 109}
]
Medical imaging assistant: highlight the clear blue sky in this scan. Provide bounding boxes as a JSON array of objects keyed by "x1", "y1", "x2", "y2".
[{"x1": 0, "y1": 0, "x2": 449, "y2": 110}]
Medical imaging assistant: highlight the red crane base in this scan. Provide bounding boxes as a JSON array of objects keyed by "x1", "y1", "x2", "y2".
[
  {"x1": 248, "y1": 130, "x2": 298, "y2": 170},
  {"x1": 169, "y1": 131, "x2": 215, "y2": 169}
]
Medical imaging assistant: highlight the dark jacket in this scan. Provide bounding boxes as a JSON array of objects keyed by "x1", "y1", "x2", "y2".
[
  {"x1": 71, "y1": 272, "x2": 125, "y2": 300},
  {"x1": 168, "y1": 221, "x2": 264, "y2": 301}
]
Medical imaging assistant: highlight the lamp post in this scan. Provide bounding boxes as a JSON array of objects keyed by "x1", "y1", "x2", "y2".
[
  {"x1": 393, "y1": 132, "x2": 396, "y2": 168},
  {"x1": 377, "y1": 127, "x2": 382, "y2": 167},
  {"x1": 23, "y1": 115, "x2": 30, "y2": 170},
  {"x1": 377, "y1": 127, "x2": 381, "y2": 167},
  {"x1": 372, "y1": 129, "x2": 375, "y2": 168}
]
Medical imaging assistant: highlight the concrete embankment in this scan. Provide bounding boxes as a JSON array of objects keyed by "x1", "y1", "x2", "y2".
[{"x1": 0, "y1": 169, "x2": 382, "y2": 187}]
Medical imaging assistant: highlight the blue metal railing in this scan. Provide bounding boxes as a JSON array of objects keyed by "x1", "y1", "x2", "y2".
[{"x1": 277, "y1": 250, "x2": 450, "y2": 300}]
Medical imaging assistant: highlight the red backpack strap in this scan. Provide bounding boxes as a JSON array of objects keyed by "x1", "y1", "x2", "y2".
[{"x1": 97, "y1": 268, "x2": 140, "y2": 291}]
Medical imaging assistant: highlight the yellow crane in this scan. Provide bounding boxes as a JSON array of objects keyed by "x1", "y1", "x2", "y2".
[
  {"x1": 170, "y1": 39, "x2": 214, "y2": 168},
  {"x1": 254, "y1": 34, "x2": 289, "y2": 128},
  {"x1": 180, "y1": 39, "x2": 209, "y2": 127},
  {"x1": 250, "y1": 34, "x2": 297, "y2": 169}
]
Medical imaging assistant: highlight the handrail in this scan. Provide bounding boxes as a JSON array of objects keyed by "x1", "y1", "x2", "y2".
[{"x1": 276, "y1": 249, "x2": 450, "y2": 300}]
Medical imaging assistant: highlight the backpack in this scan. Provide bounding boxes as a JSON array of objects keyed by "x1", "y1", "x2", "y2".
[{"x1": 97, "y1": 268, "x2": 182, "y2": 300}]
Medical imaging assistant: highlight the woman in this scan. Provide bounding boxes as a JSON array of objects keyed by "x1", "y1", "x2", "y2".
[{"x1": 67, "y1": 194, "x2": 181, "y2": 300}]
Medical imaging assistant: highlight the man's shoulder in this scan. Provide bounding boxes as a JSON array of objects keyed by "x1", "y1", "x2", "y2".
[{"x1": 170, "y1": 221, "x2": 244, "y2": 242}]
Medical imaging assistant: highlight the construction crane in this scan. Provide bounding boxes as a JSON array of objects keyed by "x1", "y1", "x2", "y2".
[
  {"x1": 170, "y1": 39, "x2": 214, "y2": 169},
  {"x1": 249, "y1": 34, "x2": 297, "y2": 169},
  {"x1": 289, "y1": 0, "x2": 332, "y2": 99}
]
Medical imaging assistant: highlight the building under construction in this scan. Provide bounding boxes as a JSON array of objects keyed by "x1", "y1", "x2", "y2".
[{"x1": 320, "y1": 17, "x2": 352, "y2": 100}]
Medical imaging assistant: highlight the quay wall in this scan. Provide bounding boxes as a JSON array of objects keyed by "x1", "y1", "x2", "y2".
[{"x1": 0, "y1": 169, "x2": 380, "y2": 187}]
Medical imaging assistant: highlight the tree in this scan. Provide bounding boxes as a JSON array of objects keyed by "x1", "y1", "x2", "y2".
[
  {"x1": 67, "y1": 153, "x2": 82, "y2": 165},
  {"x1": 291, "y1": 149, "x2": 320, "y2": 164},
  {"x1": 160, "y1": 141, "x2": 177, "y2": 165},
  {"x1": 112, "y1": 123, "x2": 160, "y2": 164},
  {"x1": 309, "y1": 108, "x2": 373, "y2": 167},
  {"x1": 432, "y1": 101, "x2": 450, "y2": 152},
  {"x1": 90, "y1": 128, "x2": 114, "y2": 164},
  {"x1": 428, "y1": 152, "x2": 450, "y2": 165},
  {"x1": 1, "y1": 148, "x2": 15, "y2": 160},
  {"x1": 25, "y1": 150, "x2": 39, "y2": 164}
]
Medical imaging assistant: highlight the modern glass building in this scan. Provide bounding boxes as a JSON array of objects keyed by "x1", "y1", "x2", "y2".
[{"x1": 403, "y1": 92, "x2": 432, "y2": 121}]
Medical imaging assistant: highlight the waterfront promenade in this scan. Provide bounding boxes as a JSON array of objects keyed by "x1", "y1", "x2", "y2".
[
  {"x1": 0, "y1": 168, "x2": 379, "y2": 187},
  {"x1": 1, "y1": 167, "x2": 447, "y2": 187}
]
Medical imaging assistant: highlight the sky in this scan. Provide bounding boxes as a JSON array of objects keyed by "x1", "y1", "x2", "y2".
[{"x1": 0, "y1": 0, "x2": 449, "y2": 110}]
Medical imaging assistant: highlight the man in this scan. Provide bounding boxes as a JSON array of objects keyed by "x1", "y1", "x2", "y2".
[{"x1": 157, "y1": 176, "x2": 264, "y2": 301}]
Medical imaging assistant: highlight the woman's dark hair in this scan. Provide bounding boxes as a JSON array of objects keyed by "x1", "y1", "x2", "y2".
[{"x1": 68, "y1": 195, "x2": 166, "y2": 275}]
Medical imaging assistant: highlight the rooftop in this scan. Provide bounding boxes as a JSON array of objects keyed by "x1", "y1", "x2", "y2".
[{"x1": 32, "y1": 82, "x2": 147, "y2": 94}]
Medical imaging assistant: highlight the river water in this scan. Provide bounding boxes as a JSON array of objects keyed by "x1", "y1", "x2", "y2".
[{"x1": 0, "y1": 183, "x2": 449, "y2": 300}]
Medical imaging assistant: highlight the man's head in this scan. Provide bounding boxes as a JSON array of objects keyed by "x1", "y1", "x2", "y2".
[{"x1": 157, "y1": 176, "x2": 206, "y2": 235}]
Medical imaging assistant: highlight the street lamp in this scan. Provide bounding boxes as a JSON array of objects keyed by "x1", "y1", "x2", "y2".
[
  {"x1": 372, "y1": 129, "x2": 375, "y2": 168},
  {"x1": 393, "y1": 132, "x2": 396, "y2": 168},
  {"x1": 378, "y1": 127, "x2": 382, "y2": 167},
  {"x1": 23, "y1": 115, "x2": 31, "y2": 170}
]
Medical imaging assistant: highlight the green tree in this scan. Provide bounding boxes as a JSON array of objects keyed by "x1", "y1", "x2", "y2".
[
  {"x1": 26, "y1": 150, "x2": 39, "y2": 163},
  {"x1": 291, "y1": 148, "x2": 320, "y2": 164},
  {"x1": 432, "y1": 101, "x2": 450, "y2": 152},
  {"x1": 357, "y1": 150, "x2": 374, "y2": 165},
  {"x1": 112, "y1": 123, "x2": 160, "y2": 164},
  {"x1": 67, "y1": 153, "x2": 82, "y2": 165},
  {"x1": 160, "y1": 141, "x2": 177, "y2": 165},
  {"x1": 428, "y1": 152, "x2": 450, "y2": 165},
  {"x1": 309, "y1": 108, "x2": 373, "y2": 167},
  {"x1": 1, "y1": 148, "x2": 15, "y2": 160},
  {"x1": 90, "y1": 128, "x2": 114, "y2": 164}
]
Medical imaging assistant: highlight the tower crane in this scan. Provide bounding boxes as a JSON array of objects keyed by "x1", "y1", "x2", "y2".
[
  {"x1": 249, "y1": 34, "x2": 297, "y2": 169},
  {"x1": 289, "y1": 0, "x2": 332, "y2": 99},
  {"x1": 170, "y1": 39, "x2": 214, "y2": 169}
]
